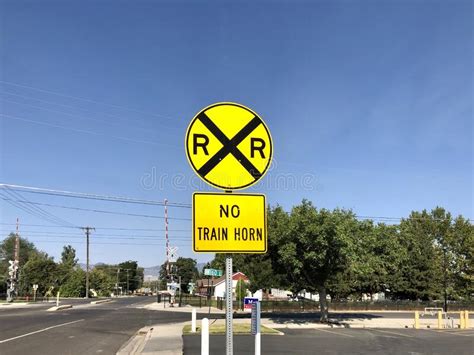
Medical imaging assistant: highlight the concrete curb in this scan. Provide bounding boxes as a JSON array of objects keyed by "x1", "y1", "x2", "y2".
[
  {"x1": 91, "y1": 299, "x2": 112, "y2": 305},
  {"x1": 117, "y1": 326, "x2": 153, "y2": 355},
  {"x1": 0, "y1": 302, "x2": 29, "y2": 307},
  {"x1": 47, "y1": 304, "x2": 73, "y2": 311}
]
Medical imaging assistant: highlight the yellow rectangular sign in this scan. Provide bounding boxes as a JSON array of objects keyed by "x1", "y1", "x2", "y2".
[{"x1": 193, "y1": 192, "x2": 267, "y2": 253}]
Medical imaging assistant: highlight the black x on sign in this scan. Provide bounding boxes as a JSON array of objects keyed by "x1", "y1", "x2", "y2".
[{"x1": 186, "y1": 102, "x2": 273, "y2": 190}]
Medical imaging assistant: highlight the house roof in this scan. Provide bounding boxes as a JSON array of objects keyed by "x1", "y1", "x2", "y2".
[{"x1": 196, "y1": 272, "x2": 248, "y2": 288}]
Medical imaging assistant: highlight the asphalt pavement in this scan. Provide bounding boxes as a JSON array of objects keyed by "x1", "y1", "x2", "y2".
[
  {"x1": 183, "y1": 328, "x2": 474, "y2": 354},
  {"x1": 1, "y1": 300, "x2": 470, "y2": 355},
  {"x1": 0, "y1": 297, "x2": 190, "y2": 355}
]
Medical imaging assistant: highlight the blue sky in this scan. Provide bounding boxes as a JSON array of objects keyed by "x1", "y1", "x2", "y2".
[{"x1": 0, "y1": 0, "x2": 472, "y2": 268}]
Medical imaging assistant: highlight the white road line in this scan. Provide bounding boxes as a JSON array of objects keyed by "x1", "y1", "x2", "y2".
[
  {"x1": 314, "y1": 328, "x2": 355, "y2": 338},
  {"x1": 369, "y1": 329, "x2": 414, "y2": 338},
  {"x1": 431, "y1": 330, "x2": 474, "y2": 337},
  {"x1": 0, "y1": 319, "x2": 84, "y2": 344}
]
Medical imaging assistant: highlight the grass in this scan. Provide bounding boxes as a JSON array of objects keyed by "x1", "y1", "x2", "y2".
[{"x1": 183, "y1": 323, "x2": 281, "y2": 335}]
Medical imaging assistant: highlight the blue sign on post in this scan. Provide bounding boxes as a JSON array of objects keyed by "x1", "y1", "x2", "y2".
[{"x1": 244, "y1": 297, "x2": 259, "y2": 312}]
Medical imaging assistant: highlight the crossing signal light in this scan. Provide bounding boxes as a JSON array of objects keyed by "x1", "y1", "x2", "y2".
[{"x1": 8, "y1": 260, "x2": 18, "y2": 278}]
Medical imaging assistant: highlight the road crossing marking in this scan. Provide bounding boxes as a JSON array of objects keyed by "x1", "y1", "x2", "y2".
[
  {"x1": 429, "y1": 330, "x2": 474, "y2": 337},
  {"x1": 313, "y1": 328, "x2": 355, "y2": 337},
  {"x1": 0, "y1": 319, "x2": 84, "y2": 344},
  {"x1": 368, "y1": 329, "x2": 415, "y2": 338}
]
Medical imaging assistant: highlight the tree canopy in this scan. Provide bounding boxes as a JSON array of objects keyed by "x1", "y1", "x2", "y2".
[{"x1": 207, "y1": 201, "x2": 473, "y2": 320}]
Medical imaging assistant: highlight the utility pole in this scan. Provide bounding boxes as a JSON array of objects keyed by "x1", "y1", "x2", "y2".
[
  {"x1": 7, "y1": 218, "x2": 20, "y2": 302},
  {"x1": 81, "y1": 226, "x2": 95, "y2": 298},
  {"x1": 14, "y1": 218, "x2": 20, "y2": 269},
  {"x1": 165, "y1": 199, "x2": 170, "y2": 278},
  {"x1": 124, "y1": 269, "x2": 130, "y2": 295},
  {"x1": 443, "y1": 245, "x2": 448, "y2": 313},
  {"x1": 116, "y1": 268, "x2": 121, "y2": 297}
]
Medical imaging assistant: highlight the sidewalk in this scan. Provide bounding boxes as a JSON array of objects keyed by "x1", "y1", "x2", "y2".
[
  {"x1": 0, "y1": 302, "x2": 46, "y2": 309},
  {"x1": 141, "y1": 323, "x2": 184, "y2": 355}
]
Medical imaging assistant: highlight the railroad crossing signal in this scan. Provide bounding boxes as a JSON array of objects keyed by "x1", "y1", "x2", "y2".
[
  {"x1": 8, "y1": 260, "x2": 18, "y2": 279},
  {"x1": 185, "y1": 102, "x2": 273, "y2": 190}
]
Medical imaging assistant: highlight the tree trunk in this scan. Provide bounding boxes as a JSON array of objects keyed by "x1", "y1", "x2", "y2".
[{"x1": 318, "y1": 286, "x2": 328, "y2": 322}]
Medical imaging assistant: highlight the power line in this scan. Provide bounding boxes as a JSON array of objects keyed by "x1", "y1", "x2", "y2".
[
  {"x1": 0, "y1": 91, "x2": 166, "y2": 131},
  {"x1": 0, "y1": 113, "x2": 179, "y2": 148},
  {"x1": 0, "y1": 223, "x2": 190, "y2": 232},
  {"x1": 26, "y1": 240, "x2": 190, "y2": 246},
  {"x1": 1, "y1": 183, "x2": 191, "y2": 208},
  {"x1": 2, "y1": 184, "x2": 470, "y2": 223},
  {"x1": 0, "y1": 97, "x2": 126, "y2": 128},
  {"x1": 0, "y1": 80, "x2": 176, "y2": 122},
  {"x1": 0, "y1": 95, "x2": 181, "y2": 134},
  {"x1": 14, "y1": 234, "x2": 191, "y2": 241},
  {"x1": 0, "y1": 229, "x2": 190, "y2": 237},
  {"x1": 0, "y1": 197, "x2": 191, "y2": 221},
  {"x1": 0, "y1": 193, "x2": 76, "y2": 228},
  {"x1": 3, "y1": 188, "x2": 77, "y2": 227}
]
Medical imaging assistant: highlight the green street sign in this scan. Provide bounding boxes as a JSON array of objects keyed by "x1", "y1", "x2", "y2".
[{"x1": 204, "y1": 268, "x2": 223, "y2": 277}]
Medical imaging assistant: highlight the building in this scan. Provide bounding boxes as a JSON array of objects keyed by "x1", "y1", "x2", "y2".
[{"x1": 195, "y1": 272, "x2": 249, "y2": 299}]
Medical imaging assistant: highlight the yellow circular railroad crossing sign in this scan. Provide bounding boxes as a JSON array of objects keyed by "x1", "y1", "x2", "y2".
[{"x1": 185, "y1": 102, "x2": 273, "y2": 190}]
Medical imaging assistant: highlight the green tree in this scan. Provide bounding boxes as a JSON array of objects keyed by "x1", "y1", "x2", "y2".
[
  {"x1": 159, "y1": 258, "x2": 198, "y2": 293},
  {"x1": 175, "y1": 257, "x2": 199, "y2": 293},
  {"x1": 235, "y1": 279, "x2": 248, "y2": 309},
  {"x1": 270, "y1": 201, "x2": 358, "y2": 321},
  {"x1": 19, "y1": 253, "x2": 59, "y2": 296},
  {"x1": 348, "y1": 222, "x2": 404, "y2": 300},
  {"x1": 393, "y1": 208, "x2": 447, "y2": 300},
  {"x1": 118, "y1": 261, "x2": 143, "y2": 293},
  {"x1": 90, "y1": 267, "x2": 115, "y2": 297},
  {"x1": 57, "y1": 245, "x2": 79, "y2": 287},
  {"x1": 449, "y1": 216, "x2": 474, "y2": 299},
  {"x1": 61, "y1": 245, "x2": 78, "y2": 268},
  {"x1": 60, "y1": 268, "x2": 86, "y2": 297}
]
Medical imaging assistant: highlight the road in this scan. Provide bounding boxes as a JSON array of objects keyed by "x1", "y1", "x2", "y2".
[
  {"x1": 0, "y1": 297, "x2": 189, "y2": 355},
  {"x1": 0, "y1": 299, "x2": 470, "y2": 355},
  {"x1": 183, "y1": 328, "x2": 474, "y2": 354}
]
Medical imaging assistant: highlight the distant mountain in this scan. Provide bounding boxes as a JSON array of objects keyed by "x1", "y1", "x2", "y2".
[
  {"x1": 78, "y1": 262, "x2": 94, "y2": 270},
  {"x1": 196, "y1": 262, "x2": 207, "y2": 273},
  {"x1": 78, "y1": 262, "x2": 110, "y2": 271},
  {"x1": 143, "y1": 265, "x2": 161, "y2": 277}
]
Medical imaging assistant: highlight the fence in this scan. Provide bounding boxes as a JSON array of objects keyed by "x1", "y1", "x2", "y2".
[
  {"x1": 328, "y1": 300, "x2": 474, "y2": 312},
  {"x1": 176, "y1": 295, "x2": 474, "y2": 313}
]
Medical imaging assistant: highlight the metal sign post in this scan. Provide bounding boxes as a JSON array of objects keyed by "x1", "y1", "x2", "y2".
[
  {"x1": 185, "y1": 102, "x2": 273, "y2": 355},
  {"x1": 33, "y1": 284, "x2": 38, "y2": 302},
  {"x1": 251, "y1": 301, "x2": 261, "y2": 355},
  {"x1": 225, "y1": 255, "x2": 233, "y2": 355}
]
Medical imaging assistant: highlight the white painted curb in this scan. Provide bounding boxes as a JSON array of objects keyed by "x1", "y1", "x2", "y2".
[{"x1": 47, "y1": 305, "x2": 73, "y2": 311}]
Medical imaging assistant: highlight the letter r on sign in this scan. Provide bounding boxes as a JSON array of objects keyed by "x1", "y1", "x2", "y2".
[
  {"x1": 193, "y1": 134, "x2": 209, "y2": 155},
  {"x1": 251, "y1": 138, "x2": 266, "y2": 158}
]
